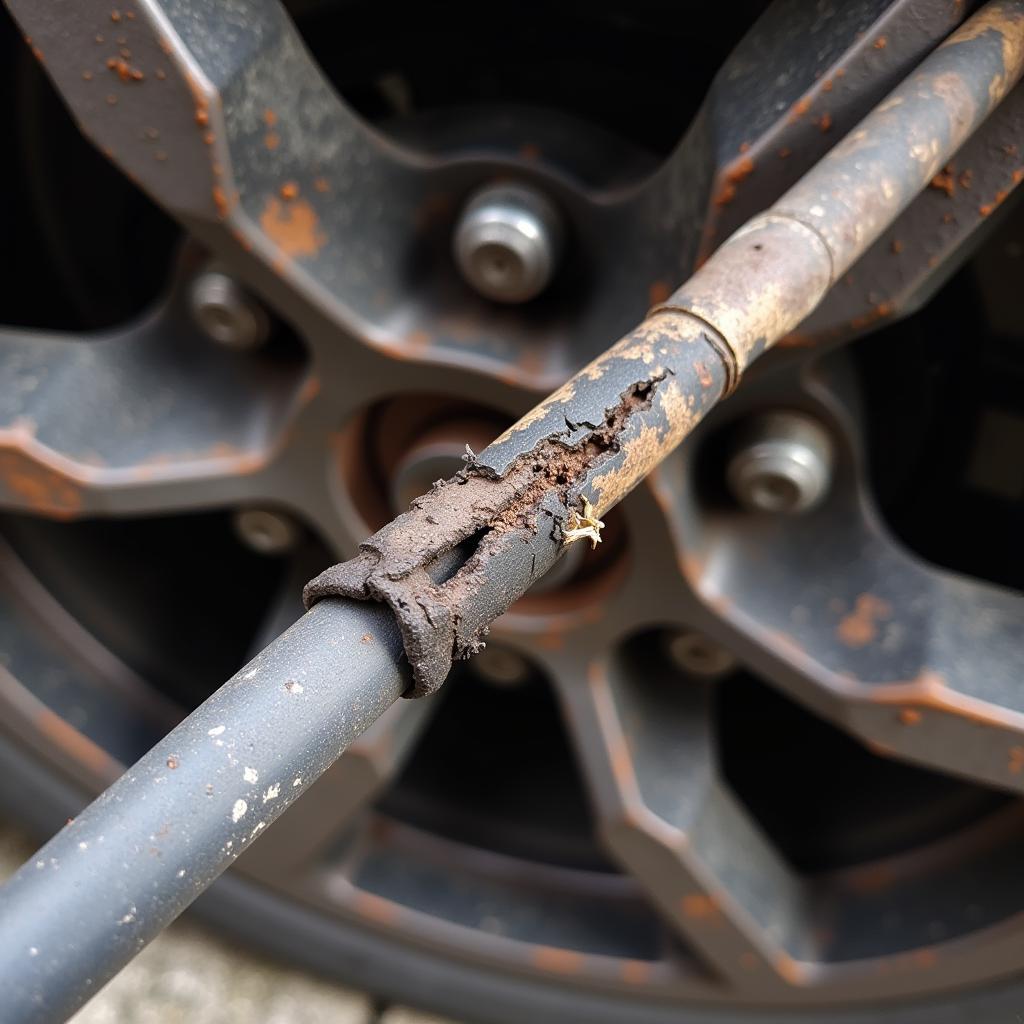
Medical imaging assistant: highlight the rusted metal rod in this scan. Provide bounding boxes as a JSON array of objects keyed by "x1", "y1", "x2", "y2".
[
  {"x1": 305, "y1": 0, "x2": 1024, "y2": 697},
  {"x1": 0, "y1": 3, "x2": 1022, "y2": 1020}
]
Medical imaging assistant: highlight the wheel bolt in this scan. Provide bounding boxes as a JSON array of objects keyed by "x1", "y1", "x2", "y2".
[
  {"x1": 189, "y1": 269, "x2": 270, "y2": 351},
  {"x1": 664, "y1": 630, "x2": 737, "y2": 680},
  {"x1": 233, "y1": 508, "x2": 299, "y2": 556},
  {"x1": 453, "y1": 183, "x2": 563, "y2": 303},
  {"x1": 472, "y1": 645, "x2": 532, "y2": 688},
  {"x1": 726, "y1": 411, "x2": 834, "y2": 515}
]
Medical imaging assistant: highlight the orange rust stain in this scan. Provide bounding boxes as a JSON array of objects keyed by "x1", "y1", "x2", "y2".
[
  {"x1": 930, "y1": 168, "x2": 956, "y2": 197},
  {"x1": 166, "y1": 755, "x2": 179, "y2": 769},
  {"x1": 713, "y1": 182, "x2": 737, "y2": 208},
  {"x1": 681, "y1": 893, "x2": 721, "y2": 921},
  {"x1": 1009, "y1": 746, "x2": 1024, "y2": 774},
  {"x1": 873, "y1": 35, "x2": 887, "y2": 49},
  {"x1": 738, "y1": 141, "x2": 750, "y2": 153},
  {"x1": 35, "y1": 707, "x2": 117, "y2": 778},
  {"x1": 532, "y1": 946, "x2": 585, "y2": 974},
  {"x1": 264, "y1": 132, "x2": 279, "y2": 150},
  {"x1": 774, "y1": 952, "x2": 807, "y2": 985},
  {"x1": 314, "y1": 177, "x2": 330, "y2": 193},
  {"x1": 694, "y1": 361, "x2": 713, "y2": 388},
  {"x1": 0, "y1": 450, "x2": 82, "y2": 518},
  {"x1": 212, "y1": 186, "x2": 230, "y2": 218},
  {"x1": 822, "y1": 77, "x2": 833, "y2": 92},
  {"x1": 519, "y1": 142, "x2": 541, "y2": 161},
  {"x1": 837, "y1": 594, "x2": 892, "y2": 647},
  {"x1": 816, "y1": 112, "x2": 832, "y2": 133},
  {"x1": 898, "y1": 708, "x2": 922, "y2": 726},
  {"x1": 110, "y1": 9, "x2": 122, "y2": 22},
  {"x1": 82, "y1": 70, "x2": 94, "y2": 81},
  {"x1": 979, "y1": 203, "x2": 994, "y2": 216},
  {"x1": 725, "y1": 155, "x2": 755, "y2": 185},
  {"x1": 891, "y1": 239, "x2": 904, "y2": 254},
  {"x1": 280, "y1": 181, "x2": 299, "y2": 201},
  {"x1": 788, "y1": 96, "x2": 812, "y2": 123},
  {"x1": 195, "y1": 106, "x2": 209, "y2": 127},
  {"x1": 620, "y1": 959, "x2": 653, "y2": 985},
  {"x1": 259, "y1": 197, "x2": 326, "y2": 258},
  {"x1": 360, "y1": 632, "x2": 373, "y2": 644},
  {"x1": 958, "y1": 169, "x2": 973, "y2": 189},
  {"x1": 203, "y1": 131, "x2": 215, "y2": 145},
  {"x1": 106, "y1": 57, "x2": 143, "y2": 82},
  {"x1": 648, "y1": 280, "x2": 671, "y2": 306},
  {"x1": 263, "y1": 108, "x2": 277, "y2": 126},
  {"x1": 835, "y1": 67, "x2": 846, "y2": 78}
]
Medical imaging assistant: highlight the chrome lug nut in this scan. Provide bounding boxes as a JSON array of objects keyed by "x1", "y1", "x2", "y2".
[
  {"x1": 233, "y1": 508, "x2": 300, "y2": 556},
  {"x1": 453, "y1": 183, "x2": 563, "y2": 303},
  {"x1": 727, "y1": 411, "x2": 834, "y2": 515},
  {"x1": 189, "y1": 269, "x2": 270, "y2": 351}
]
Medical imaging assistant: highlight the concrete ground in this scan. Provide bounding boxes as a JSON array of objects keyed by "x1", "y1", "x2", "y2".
[{"x1": 0, "y1": 824, "x2": 459, "y2": 1024}]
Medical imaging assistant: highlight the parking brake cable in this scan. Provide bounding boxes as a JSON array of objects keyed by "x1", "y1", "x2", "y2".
[{"x1": 0, "y1": 4, "x2": 1022, "y2": 1020}]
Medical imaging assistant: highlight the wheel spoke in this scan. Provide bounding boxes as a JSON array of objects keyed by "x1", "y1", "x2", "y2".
[
  {"x1": 549, "y1": 653, "x2": 816, "y2": 992},
  {"x1": 673, "y1": 428, "x2": 1024, "y2": 796},
  {"x1": 0, "y1": 304, "x2": 308, "y2": 519}
]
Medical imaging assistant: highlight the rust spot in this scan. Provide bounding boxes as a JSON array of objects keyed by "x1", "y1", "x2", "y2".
[
  {"x1": 788, "y1": 96, "x2": 812, "y2": 123},
  {"x1": 979, "y1": 203, "x2": 994, "y2": 217},
  {"x1": 738, "y1": 141, "x2": 750, "y2": 153},
  {"x1": 725, "y1": 155, "x2": 755, "y2": 185},
  {"x1": 203, "y1": 131, "x2": 215, "y2": 146},
  {"x1": 264, "y1": 132, "x2": 280, "y2": 150},
  {"x1": 837, "y1": 594, "x2": 892, "y2": 647},
  {"x1": 681, "y1": 893, "x2": 721, "y2": 921},
  {"x1": 361, "y1": 632, "x2": 373, "y2": 644},
  {"x1": 913, "y1": 948, "x2": 937, "y2": 969},
  {"x1": 778, "y1": 146, "x2": 792, "y2": 159},
  {"x1": 0, "y1": 448, "x2": 82, "y2": 518},
  {"x1": 82, "y1": 70, "x2": 94, "y2": 81},
  {"x1": 774, "y1": 952, "x2": 807, "y2": 985},
  {"x1": 212, "y1": 186, "x2": 230, "y2": 218},
  {"x1": 713, "y1": 182, "x2": 737, "y2": 207},
  {"x1": 822, "y1": 77, "x2": 833, "y2": 92},
  {"x1": 259, "y1": 197, "x2": 326, "y2": 258},
  {"x1": 106, "y1": 57, "x2": 143, "y2": 82},
  {"x1": 1009, "y1": 746, "x2": 1024, "y2": 774},
  {"x1": 898, "y1": 708, "x2": 921, "y2": 726},
  {"x1": 263, "y1": 108, "x2": 277, "y2": 127},
  {"x1": 873, "y1": 35, "x2": 887, "y2": 49},
  {"x1": 532, "y1": 946, "x2": 584, "y2": 974},
  {"x1": 694, "y1": 361, "x2": 713, "y2": 388},
  {"x1": 195, "y1": 106, "x2": 209, "y2": 127},
  {"x1": 314, "y1": 177, "x2": 330, "y2": 193},
  {"x1": 890, "y1": 239, "x2": 903, "y2": 254},
  {"x1": 166, "y1": 755, "x2": 179, "y2": 769},
  {"x1": 816, "y1": 112, "x2": 832, "y2": 133},
  {"x1": 648, "y1": 280, "x2": 671, "y2": 306},
  {"x1": 110, "y1": 9, "x2": 122, "y2": 22},
  {"x1": 930, "y1": 169, "x2": 956, "y2": 197},
  {"x1": 280, "y1": 181, "x2": 299, "y2": 201},
  {"x1": 958, "y1": 169, "x2": 973, "y2": 189}
]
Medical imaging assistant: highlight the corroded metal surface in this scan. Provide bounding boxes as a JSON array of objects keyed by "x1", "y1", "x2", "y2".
[{"x1": 306, "y1": 0, "x2": 1024, "y2": 698}]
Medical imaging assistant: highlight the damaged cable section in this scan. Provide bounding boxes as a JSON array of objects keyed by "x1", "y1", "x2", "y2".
[{"x1": 306, "y1": 0, "x2": 1024, "y2": 697}]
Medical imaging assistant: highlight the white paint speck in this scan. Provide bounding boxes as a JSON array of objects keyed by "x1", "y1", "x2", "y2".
[
  {"x1": 243, "y1": 767, "x2": 258, "y2": 784},
  {"x1": 28, "y1": 947, "x2": 38, "y2": 957},
  {"x1": 176, "y1": 869, "x2": 186, "y2": 878},
  {"x1": 284, "y1": 680, "x2": 304, "y2": 694},
  {"x1": 243, "y1": 667, "x2": 258, "y2": 680},
  {"x1": 262, "y1": 783, "x2": 280, "y2": 803},
  {"x1": 35, "y1": 860, "x2": 45, "y2": 870},
  {"x1": 118, "y1": 906, "x2": 137, "y2": 925},
  {"x1": 231, "y1": 799, "x2": 248, "y2": 822},
  {"x1": 78, "y1": 841, "x2": 88, "y2": 851},
  {"x1": 208, "y1": 725, "x2": 225, "y2": 737},
  {"x1": 250, "y1": 821, "x2": 266, "y2": 839},
  {"x1": 292, "y1": 777, "x2": 302, "y2": 788},
  {"x1": 809, "y1": 204, "x2": 825, "y2": 218},
  {"x1": 225, "y1": 840, "x2": 233, "y2": 850}
]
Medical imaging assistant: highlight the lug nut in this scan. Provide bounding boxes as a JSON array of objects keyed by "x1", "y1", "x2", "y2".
[
  {"x1": 472, "y1": 645, "x2": 532, "y2": 688},
  {"x1": 726, "y1": 411, "x2": 834, "y2": 515},
  {"x1": 664, "y1": 629, "x2": 737, "y2": 680},
  {"x1": 453, "y1": 183, "x2": 563, "y2": 303},
  {"x1": 189, "y1": 269, "x2": 270, "y2": 351},
  {"x1": 233, "y1": 508, "x2": 300, "y2": 556}
]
